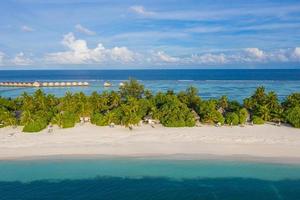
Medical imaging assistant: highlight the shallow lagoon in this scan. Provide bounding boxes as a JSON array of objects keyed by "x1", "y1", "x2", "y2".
[{"x1": 0, "y1": 158, "x2": 300, "y2": 199}]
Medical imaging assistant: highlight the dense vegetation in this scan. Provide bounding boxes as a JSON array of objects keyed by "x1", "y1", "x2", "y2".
[{"x1": 0, "y1": 79, "x2": 299, "y2": 132}]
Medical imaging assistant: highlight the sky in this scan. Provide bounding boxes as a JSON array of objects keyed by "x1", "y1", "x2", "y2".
[{"x1": 0, "y1": 0, "x2": 300, "y2": 69}]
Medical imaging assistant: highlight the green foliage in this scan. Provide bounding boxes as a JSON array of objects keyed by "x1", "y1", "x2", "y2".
[
  {"x1": 91, "y1": 113, "x2": 109, "y2": 126},
  {"x1": 52, "y1": 112, "x2": 78, "y2": 128},
  {"x1": 243, "y1": 87, "x2": 282, "y2": 122},
  {"x1": 252, "y1": 116, "x2": 265, "y2": 125},
  {"x1": 1, "y1": 82, "x2": 300, "y2": 130},
  {"x1": 22, "y1": 118, "x2": 47, "y2": 132},
  {"x1": 198, "y1": 100, "x2": 224, "y2": 124},
  {"x1": 225, "y1": 112, "x2": 239, "y2": 125},
  {"x1": 239, "y1": 108, "x2": 249, "y2": 124},
  {"x1": 286, "y1": 106, "x2": 300, "y2": 128},
  {"x1": 120, "y1": 79, "x2": 144, "y2": 99},
  {"x1": 154, "y1": 94, "x2": 195, "y2": 127},
  {"x1": 0, "y1": 108, "x2": 16, "y2": 128},
  {"x1": 282, "y1": 93, "x2": 300, "y2": 110}
]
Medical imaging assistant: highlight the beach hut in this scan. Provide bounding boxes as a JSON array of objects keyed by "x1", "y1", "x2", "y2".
[
  {"x1": 60, "y1": 82, "x2": 66, "y2": 86},
  {"x1": 42, "y1": 82, "x2": 48, "y2": 87},
  {"x1": 33, "y1": 81, "x2": 41, "y2": 87},
  {"x1": 83, "y1": 82, "x2": 89, "y2": 86},
  {"x1": 72, "y1": 82, "x2": 78, "y2": 86},
  {"x1": 104, "y1": 82, "x2": 112, "y2": 87},
  {"x1": 48, "y1": 82, "x2": 54, "y2": 87},
  {"x1": 66, "y1": 82, "x2": 72, "y2": 86}
]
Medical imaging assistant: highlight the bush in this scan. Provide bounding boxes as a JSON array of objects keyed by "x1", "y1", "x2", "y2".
[
  {"x1": 239, "y1": 108, "x2": 249, "y2": 124},
  {"x1": 286, "y1": 106, "x2": 300, "y2": 128},
  {"x1": 154, "y1": 95, "x2": 195, "y2": 127},
  {"x1": 225, "y1": 112, "x2": 239, "y2": 125},
  {"x1": 252, "y1": 116, "x2": 265, "y2": 125},
  {"x1": 23, "y1": 119, "x2": 48, "y2": 132},
  {"x1": 91, "y1": 113, "x2": 109, "y2": 126},
  {"x1": 61, "y1": 112, "x2": 78, "y2": 128}
]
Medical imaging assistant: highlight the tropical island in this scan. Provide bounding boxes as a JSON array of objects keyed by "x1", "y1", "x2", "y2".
[{"x1": 0, "y1": 79, "x2": 300, "y2": 161}]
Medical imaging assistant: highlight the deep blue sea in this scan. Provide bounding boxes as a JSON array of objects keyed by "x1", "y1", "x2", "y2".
[{"x1": 0, "y1": 69, "x2": 300, "y2": 101}]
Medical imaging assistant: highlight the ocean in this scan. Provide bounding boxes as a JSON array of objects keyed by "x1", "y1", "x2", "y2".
[
  {"x1": 0, "y1": 69, "x2": 300, "y2": 101},
  {"x1": 0, "y1": 158, "x2": 300, "y2": 199}
]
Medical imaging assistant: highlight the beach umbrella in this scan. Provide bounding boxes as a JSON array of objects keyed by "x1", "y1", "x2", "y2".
[
  {"x1": 66, "y1": 82, "x2": 72, "y2": 86},
  {"x1": 72, "y1": 82, "x2": 78, "y2": 86},
  {"x1": 83, "y1": 82, "x2": 89, "y2": 86},
  {"x1": 60, "y1": 82, "x2": 66, "y2": 86},
  {"x1": 78, "y1": 82, "x2": 83, "y2": 86},
  {"x1": 42, "y1": 82, "x2": 48, "y2": 87},
  {"x1": 54, "y1": 82, "x2": 60, "y2": 86},
  {"x1": 119, "y1": 82, "x2": 124, "y2": 87},
  {"x1": 48, "y1": 82, "x2": 54, "y2": 87}
]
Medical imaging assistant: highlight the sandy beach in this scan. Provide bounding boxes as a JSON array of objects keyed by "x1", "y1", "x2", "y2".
[{"x1": 0, "y1": 124, "x2": 300, "y2": 162}]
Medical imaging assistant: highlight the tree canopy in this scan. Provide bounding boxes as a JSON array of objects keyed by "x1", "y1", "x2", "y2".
[{"x1": 0, "y1": 80, "x2": 299, "y2": 132}]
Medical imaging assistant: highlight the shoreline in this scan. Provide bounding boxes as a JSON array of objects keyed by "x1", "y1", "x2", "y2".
[
  {"x1": 1, "y1": 124, "x2": 300, "y2": 164},
  {"x1": 3, "y1": 154, "x2": 300, "y2": 165}
]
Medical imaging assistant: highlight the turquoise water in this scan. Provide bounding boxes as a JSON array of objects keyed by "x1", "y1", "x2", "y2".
[
  {"x1": 1, "y1": 69, "x2": 300, "y2": 101},
  {"x1": 0, "y1": 158, "x2": 300, "y2": 199},
  {"x1": 1, "y1": 80, "x2": 300, "y2": 102}
]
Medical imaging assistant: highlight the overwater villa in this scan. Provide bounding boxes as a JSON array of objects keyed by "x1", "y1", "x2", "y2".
[{"x1": 0, "y1": 81, "x2": 90, "y2": 87}]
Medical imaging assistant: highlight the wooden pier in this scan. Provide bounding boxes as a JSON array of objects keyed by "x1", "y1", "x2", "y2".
[{"x1": 0, "y1": 81, "x2": 89, "y2": 87}]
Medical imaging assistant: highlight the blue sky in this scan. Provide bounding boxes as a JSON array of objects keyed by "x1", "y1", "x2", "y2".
[{"x1": 0, "y1": 0, "x2": 300, "y2": 69}]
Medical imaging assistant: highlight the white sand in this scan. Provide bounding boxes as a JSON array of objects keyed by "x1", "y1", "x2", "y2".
[{"x1": 1, "y1": 123, "x2": 300, "y2": 163}]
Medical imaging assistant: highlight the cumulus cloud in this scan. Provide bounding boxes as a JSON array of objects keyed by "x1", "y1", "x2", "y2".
[
  {"x1": 130, "y1": 5, "x2": 155, "y2": 16},
  {"x1": 45, "y1": 32, "x2": 136, "y2": 64},
  {"x1": 75, "y1": 24, "x2": 95, "y2": 35},
  {"x1": 244, "y1": 48, "x2": 265, "y2": 59},
  {"x1": 21, "y1": 25, "x2": 34, "y2": 32},
  {"x1": 11, "y1": 52, "x2": 33, "y2": 65}
]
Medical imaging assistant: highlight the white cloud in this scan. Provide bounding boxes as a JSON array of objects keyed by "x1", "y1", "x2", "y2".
[
  {"x1": 0, "y1": 52, "x2": 5, "y2": 66},
  {"x1": 130, "y1": 5, "x2": 155, "y2": 16},
  {"x1": 45, "y1": 32, "x2": 136, "y2": 64},
  {"x1": 189, "y1": 53, "x2": 227, "y2": 64},
  {"x1": 21, "y1": 25, "x2": 34, "y2": 32},
  {"x1": 75, "y1": 24, "x2": 95, "y2": 35},
  {"x1": 11, "y1": 52, "x2": 33, "y2": 65},
  {"x1": 291, "y1": 47, "x2": 300, "y2": 61},
  {"x1": 155, "y1": 51, "x2": 179, "y2": 63},
  {"x1": 244, "y1": 48, "x2": 265, "y2": 59}
]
